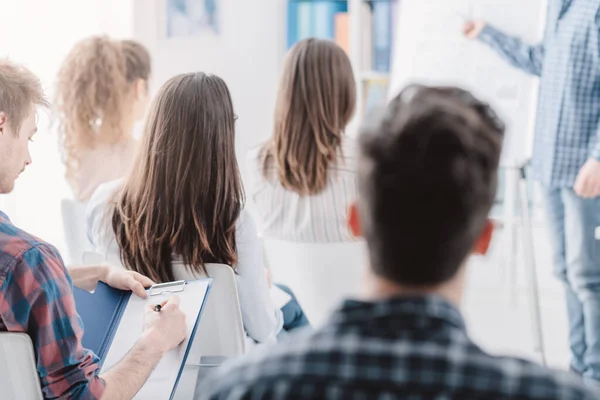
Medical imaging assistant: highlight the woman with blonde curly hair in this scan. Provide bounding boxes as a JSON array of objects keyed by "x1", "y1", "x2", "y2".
[{"x1": 55, "y1": 36, "x2": 151, "y2": 201}]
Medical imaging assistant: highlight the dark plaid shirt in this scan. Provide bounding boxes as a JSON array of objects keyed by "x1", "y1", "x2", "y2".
[{"x1": 200, "y1": 295, "x2": 599, "y2": 400}]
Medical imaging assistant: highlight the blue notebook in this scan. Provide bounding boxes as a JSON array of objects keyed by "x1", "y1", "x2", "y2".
[
  {"x1": 74, "y1": 279, "x2": 212, "y2": 399},
  {"x1": 74, "y1": 282, "x2": 130, "y2": 364}
]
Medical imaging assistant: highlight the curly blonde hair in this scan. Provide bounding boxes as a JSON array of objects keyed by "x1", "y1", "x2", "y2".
[{"x1": 55, "y1": 36, "x2": 151, "y2": 187}]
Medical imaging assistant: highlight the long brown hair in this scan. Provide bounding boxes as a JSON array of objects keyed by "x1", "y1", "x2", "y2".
[
  {"x1": 111, "y1": 72, "x2": 243, "y2": 283},
  {"x1": 55, "y1": 36, "x2": 151, "y2": 186},
  {"x1": 262, "y1": 38, "x2": 356, "y2": 195}
]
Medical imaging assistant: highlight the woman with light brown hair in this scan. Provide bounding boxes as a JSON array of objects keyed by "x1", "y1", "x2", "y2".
[
  {"x1": 247, "y1": 38, "x2": 359, "y2": 243},
  {"x1": 86, "y1": 72, "x2": 308, "y2": 343},
  {"x1": 55, "y1": 36, "x2": 152, "y2": 201}
]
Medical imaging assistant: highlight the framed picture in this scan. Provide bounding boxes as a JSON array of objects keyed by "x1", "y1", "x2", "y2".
[{"x1": 166, "y1": 0, "x2": 219, "y2": 38}]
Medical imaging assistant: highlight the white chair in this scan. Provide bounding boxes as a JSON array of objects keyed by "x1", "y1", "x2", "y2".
[
  {"x1": 179, "y1": 263, "x2": 246, "y2": 360},
  {"x1": 61, "y1": 199, "x2": 93, "y2": 265},
  {"x1": 173, "y1": 263, "x2": 246, "y2": 399},
  {"x1": 262, "y1": 240, "x2": 367, "y2": 327},
  {"x1": 0, "y1": 333, "x2": 42, "y2": 400}
]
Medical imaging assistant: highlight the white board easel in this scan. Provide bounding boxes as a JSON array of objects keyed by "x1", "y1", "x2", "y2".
[{"x1": 388, "y1": 0, "x2": 547, "y2": 166}]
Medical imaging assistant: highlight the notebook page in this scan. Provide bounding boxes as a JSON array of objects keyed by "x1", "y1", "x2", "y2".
[{"x1": 101, "y1": 280, "x2": 210, "y2": 399}]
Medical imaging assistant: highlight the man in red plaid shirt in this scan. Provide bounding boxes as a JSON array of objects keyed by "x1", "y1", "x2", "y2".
[{"x1": 0, "y1": 59, "x2": 187, "y2": 399}]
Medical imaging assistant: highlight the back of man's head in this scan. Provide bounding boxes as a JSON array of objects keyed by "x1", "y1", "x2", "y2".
[
  {"x1": 357, "y1": 85, "x2": 504, "y2": 286},
  {"x1": 0, "y1": 59, "x2": 48, "y2": 132}
]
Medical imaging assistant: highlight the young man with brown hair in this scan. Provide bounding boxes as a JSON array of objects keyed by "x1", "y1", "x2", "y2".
[{"x1": 200, "y1": 86, "x2": 600, "y2": 399}]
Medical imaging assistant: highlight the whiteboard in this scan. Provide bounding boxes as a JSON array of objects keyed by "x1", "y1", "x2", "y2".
[{"x1": 388, "y1": 0, "x2": 547, "y2": 165}]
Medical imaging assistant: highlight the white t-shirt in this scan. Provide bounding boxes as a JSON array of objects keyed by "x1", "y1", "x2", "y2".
[{"x1": 246, "y1": 136, "x2": 359, "y2": 243}]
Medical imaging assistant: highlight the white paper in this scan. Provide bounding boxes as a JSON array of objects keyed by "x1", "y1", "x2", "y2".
[
  {"x1": 270, "y1": 286, "x2": 292, "y2": 309},
  {"x1": 101, "y1": 280, "x2": 210, "y2": 400}
]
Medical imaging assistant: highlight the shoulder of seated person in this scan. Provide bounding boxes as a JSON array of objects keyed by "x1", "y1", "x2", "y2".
[
  {"x1": 87, "y1": 178, "x2": 125, "y2": 217},
  {"x1": 489, "y1": 356, "x2": 596, "y2": 398},
  {"x1": 246, "y1": 145, "x2": 266, "y2": 166},
  {"x1": 206, "y1": 329, "x2": 315, "y2": 386},
  {"x1": 0, "y1": 229, "x2": 61, "y2": 277},
  {"x1": 93, "y1": 178, "x2": 124, "y2": 200}
]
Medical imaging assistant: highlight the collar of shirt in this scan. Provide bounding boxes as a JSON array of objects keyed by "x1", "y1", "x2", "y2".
[
  {"x1": 329, "y1": 294, "x2": 466, "y2": 332},
  {"x1": 0, "y1": 210, "x2": 9, "y2": 223}
]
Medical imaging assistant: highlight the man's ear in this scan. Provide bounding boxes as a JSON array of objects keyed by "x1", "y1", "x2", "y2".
[
  {"x1": 0, "y1": 112, "x2": 7, "y2": 135},
  {"x1": 473, "y1": 219, "x2": 494, "y2": 255},
  {"x1": 348, "y1": 202, "x2": 363, "y2": 238}
]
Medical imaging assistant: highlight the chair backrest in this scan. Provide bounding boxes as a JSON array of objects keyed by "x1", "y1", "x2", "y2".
[
  {"x1": 0, "y1": 333, "x2": 42, "y2": 400},
  {"x1": 61, "y1": 198, "x2": 93, "y2": 265},
  {"x1": 172, "y1": 263, "x2": 246, "y2": 399},
  {"x1": 262, "y1": 239, "x2": 368, "y2": 326},
  {"x1": 172, "y1": 263, "x2": 246, "y2": 360}
]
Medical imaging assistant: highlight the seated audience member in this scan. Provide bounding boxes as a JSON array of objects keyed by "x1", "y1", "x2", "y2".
[
  {"x1": 55, "y1": 36, "x2": 151, "y2": 201},
  {"x1": 199, "y1": 85, "x2": 600, "y2": 399},
  {"x1": 247, "y1": 38, "x2": 358, "y2": 243},
  {"x1": 87, "y1": 72, "x2": 308, "y2": 344},
  {"x1": 0, "y1": 59, "x2": 186, "y2": 399}
]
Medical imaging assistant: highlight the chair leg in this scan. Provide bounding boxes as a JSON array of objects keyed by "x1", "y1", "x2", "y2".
[
  {"x1": 518, "y1": 166, "x2": 547, "y2": 366},
  {"x1": 503, "y1": 167, "x2": 519, "y2": 303}
]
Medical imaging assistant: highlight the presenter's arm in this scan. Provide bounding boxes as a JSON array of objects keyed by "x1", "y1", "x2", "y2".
[
  {"x1": 463, "y1": 20, "x2": 544, "y2": 77},
  {"x1": 100, "y1": 297, "x2": 187, "y2": 400}
]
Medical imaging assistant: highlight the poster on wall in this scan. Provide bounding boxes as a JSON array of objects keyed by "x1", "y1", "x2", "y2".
[{"x1": 166, "y1": 0, "x2": 219, "y2": 37}]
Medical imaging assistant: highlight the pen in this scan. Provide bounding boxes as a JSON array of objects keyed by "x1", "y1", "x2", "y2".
[{"x1": 154, "y1": 299, "x2": 169, "y2": 312}]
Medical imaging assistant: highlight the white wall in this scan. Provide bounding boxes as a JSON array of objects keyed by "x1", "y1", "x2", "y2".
[
  {"x1": 133, "y1": 0, "x2": 286, "y2": 184},
  {"x1": 0, "y1": 0, "x2": 135, "y2": 255}
]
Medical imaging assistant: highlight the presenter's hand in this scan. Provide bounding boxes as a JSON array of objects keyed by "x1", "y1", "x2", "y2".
[
  {"x1": 104, "y1": 267, "x2": 155, "y2": 298},
  {"x1": 462, "y1": 20, "x2": 486, "y2": 39},
  {"x1": 143, "y1": 296, "x2": 187, "y2": 354},
  {"x1": 574, "y1": 159, "x2": 600, "y2": 198}
]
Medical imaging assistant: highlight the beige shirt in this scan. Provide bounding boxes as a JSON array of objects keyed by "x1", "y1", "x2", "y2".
[
  {"x1": 246, "y1": 136, "x2": 359, "y2": 243},
  {"x1": 72, "y1": 140, "x2": 136, "y2": 202}
]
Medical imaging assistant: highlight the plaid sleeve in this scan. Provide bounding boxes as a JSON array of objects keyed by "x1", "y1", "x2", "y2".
[
  {"x1": 478, "y1": 24, "x2": 545, "y2": 77},
  {"x1": 0, "y1": 244, "x2": 105, "y2": 399}
]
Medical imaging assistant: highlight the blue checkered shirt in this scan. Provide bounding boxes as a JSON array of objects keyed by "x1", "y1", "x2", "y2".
[
  {"x1": 198, "y1": 296, "x2": 598, "y2": 400},
  {"x1": 479, "y1": 0, "x2": 600, "y2": 187}
]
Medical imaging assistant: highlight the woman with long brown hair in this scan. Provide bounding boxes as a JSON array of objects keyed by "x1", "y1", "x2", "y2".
[
  {"x1": 55, "y1": 36, "x2": 152, "y2": 201},
  {"x1": 247, "y1": 38, "x2": 359, "y2": 243},
  {"x1": 87, "y1": 72, "x2": 307, "y2": 343}
]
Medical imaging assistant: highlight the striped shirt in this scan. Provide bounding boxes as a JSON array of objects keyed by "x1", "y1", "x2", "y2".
[
  {"x1": 246, "y1": 136, "x2": 358, "y2": 243},
  {"x1": 0, "y1": 210, "x2": 104, "y2": 399},
  {"x1": 200, "y1": 295, "x2": 600, "y2": 400},
  {"x1": 479, "y1": 0, "x2": 600, "y2": 187}
]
